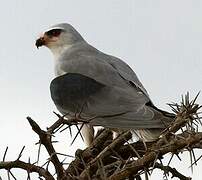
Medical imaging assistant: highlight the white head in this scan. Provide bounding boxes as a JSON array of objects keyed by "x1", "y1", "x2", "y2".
[{"x1": 36, "y1": 23, "x2": 85, "y2": 56}]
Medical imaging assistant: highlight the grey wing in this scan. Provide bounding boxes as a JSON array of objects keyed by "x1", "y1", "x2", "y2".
[
  {"x1": 84, "y1": 85, "x2": 170, "y2": 129},
  {"x1": 50, "y1": 72, "x2": 165, "y2": 129},
  {"x1": 50, "y1": 73, "x2": 169, "y2": 129},
  {"x1": 106, "y1": 55, "x2": 150, "y2": 98}
]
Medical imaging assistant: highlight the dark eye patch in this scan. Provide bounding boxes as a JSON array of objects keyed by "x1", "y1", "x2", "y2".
[{"x1": 46, "y1": 29, "x2": 63, "y2": 37}]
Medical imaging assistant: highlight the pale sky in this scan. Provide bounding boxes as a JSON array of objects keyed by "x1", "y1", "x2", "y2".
[{"x1": 0, "y1": 0, "x2": 202, "y2": 179}]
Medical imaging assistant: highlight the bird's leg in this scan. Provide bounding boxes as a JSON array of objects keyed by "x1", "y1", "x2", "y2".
[
  {"x1": 142, "y1": 139, "x2": 148, "y2": 151},
  {"x1": 81, "y1": 124, "x2": 95, "y2": 146},
  {"x1": 138, "y1": 131, "x2": 148, "y2": 151}
]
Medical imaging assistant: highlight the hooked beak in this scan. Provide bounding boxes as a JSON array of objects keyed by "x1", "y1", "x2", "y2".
[{"x1": 35, "y1": 37, "x2": 46, "y2": 49}]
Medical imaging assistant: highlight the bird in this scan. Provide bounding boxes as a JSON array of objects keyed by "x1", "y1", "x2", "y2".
[{"x1": 35, "y1": 23, "x2": 174, "y2": 146}]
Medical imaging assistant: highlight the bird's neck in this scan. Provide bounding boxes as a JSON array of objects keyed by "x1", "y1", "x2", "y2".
[
  {"x1": 51, "y1": 41, "x2": 88, "y2": 77},
  {"x1": 50, "y1": 44, "x2": 73, "y2": 60}
]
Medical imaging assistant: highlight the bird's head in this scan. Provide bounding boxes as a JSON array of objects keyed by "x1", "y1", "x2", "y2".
[{"x1": 35, "y1": 23, "x2": 84, "y2": 54}]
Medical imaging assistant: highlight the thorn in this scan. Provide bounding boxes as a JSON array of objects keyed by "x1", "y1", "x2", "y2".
[
  {"x1": 189, "y1": 154, "x2": 202, "y2": 168},
  {"x1": 53, "y1": 111, "x2": 62, "y2": 118},
  {"x1": 189, "y1": 150, "x2": 193, "y2": 173},
  {"x1": 17, "y1": 146, "x2": 25, "y2": 160},
  {"x1": 60, "y1": 125, "x2": 69, "y2": 133},
  {"x1": 70, "y1": 123, "x2": 85, "y2": 145},
  {"x1": 69, "y1": 125, "x2": 72, "y2": 137},
  {"x1": 151, "y1": 152, "x2": 159, "y2": 174},
  {"x1": 167, "y1": 153, "x2": 174, "y2": 166},
  {"x1": 9, "y1": 170, "x2": 17, "y2": 180},
  {"x1": 37, "y1": 143, "x2": 41, "y2": 164},
  {"x1": 175, "y1": 153, "x2": 182, "y2": 161},
  {"x1": 3, "y1": 146, "x2": 8, "y2": 162},
  {"x1": 191, "y1": 91, "x2": 200, "y2": 106}
]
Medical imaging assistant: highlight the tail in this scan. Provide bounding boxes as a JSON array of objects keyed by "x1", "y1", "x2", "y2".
[
  {"x1": 146, "y1": 101, "x2": 175, "y2": 119},
  {"x1": 134, "y1": 102, "x2": 175, "y2": 142}
]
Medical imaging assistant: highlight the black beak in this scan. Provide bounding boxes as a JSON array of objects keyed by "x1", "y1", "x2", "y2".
[{"x1": 35, "y1": 37, "x2": 45, "y2": 49}]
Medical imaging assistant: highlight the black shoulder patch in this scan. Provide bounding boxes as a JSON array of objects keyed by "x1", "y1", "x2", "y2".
[{"x1": 50, "y1": 73, "x2": 105, "y2": 107}]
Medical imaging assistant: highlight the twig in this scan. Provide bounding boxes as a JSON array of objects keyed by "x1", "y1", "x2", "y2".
[
  {"x1": 66, "y1": 129, "x2": 113, "y2": 176},
  {"x1": 79, "y1": 131, "x2": 132, "y2": 179},
  {"x1": 0, "y1": 160, "x2": 54, "y2": 180},
  {"x1": 2, "y1": 147, "x2": 8, "y2": 162},
  {"x1": 27, "y1": 117, "x2": 67, "y2": 179},
  {"x1": 154, "y1": 162, "x2": 191, "y2": 180},
  {"x1": 108, "y1": 132, "x2": 202, "y2": 180}
]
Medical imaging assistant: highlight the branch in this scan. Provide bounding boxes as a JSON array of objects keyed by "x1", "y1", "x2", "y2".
[
  {"x1": 154, "y1": 162, "x2": 191, "y2": 180},
  {"x1": 66, "y1": 129, "x2": 113, "y2": 176},
  {"x1": 108, "y1": 132, "x2": 202, "y2": 180},
  {"x1": 79, "y1": 131, "x2": 132, "y2": 179},
  {"x1": 0, "y1": 160, "x2": 54, "y2": 180},
  {"x1": 27, "y1": 117, "x2": 67, "y2": 180}
]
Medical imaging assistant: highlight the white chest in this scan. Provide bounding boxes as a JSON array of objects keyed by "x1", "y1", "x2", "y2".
[{"x1": 54, "y1": 63, "x2": 67, "y2": 77}]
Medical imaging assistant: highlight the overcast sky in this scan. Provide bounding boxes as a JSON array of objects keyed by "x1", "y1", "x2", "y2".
[{"x1": 0, "y1": 0, "x2": 202, "y2": 179}]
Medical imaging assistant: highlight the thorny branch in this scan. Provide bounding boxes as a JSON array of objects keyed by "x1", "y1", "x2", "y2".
[
  {"x1": 0, "y1": 160, "x2": 54, "y2": 180},
  {"x1": 27, "y1": 117, "x2": 67, "y2": 179},
  {"x1": 0, "y1": 92, "x2": 202, "y2": 180},
  {"x1": 154, "y1": 162, "x2": 191, "y2": 180}
]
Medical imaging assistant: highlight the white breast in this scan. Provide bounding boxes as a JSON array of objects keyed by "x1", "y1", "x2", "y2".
[{"x1": 51, "y1": 45, "x2": 72, "y2": 77}]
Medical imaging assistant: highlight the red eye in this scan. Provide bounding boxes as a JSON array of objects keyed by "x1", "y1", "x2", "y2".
[{"x1": 46, "y1": 29, "x2": 62, "y2": 37}]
